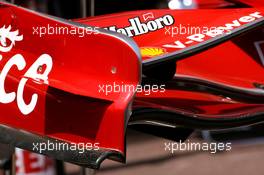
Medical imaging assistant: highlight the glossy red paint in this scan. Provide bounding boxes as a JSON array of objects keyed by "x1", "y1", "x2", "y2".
[
  {"x1": 79, "y1": 6, "x2": 264, "y2": 120},
  {"x1": 0, "y1": 2, "x2": 141, "y2": 164},
  {"x1": 1, "y1": 0, "x2": 264, "y2": 168}
]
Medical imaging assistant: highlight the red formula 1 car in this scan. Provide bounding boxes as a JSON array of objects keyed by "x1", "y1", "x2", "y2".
[{"x1": 0, "y1": 0, "x2": 264, "y2": 170}]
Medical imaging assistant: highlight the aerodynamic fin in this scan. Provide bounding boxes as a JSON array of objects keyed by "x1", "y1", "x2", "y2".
[
  {"x1": 78, "y1": 8, "x2": 264, "y2": 69},
  {"x1": 0, "y1": 2, "x2": 141, "y2": 168}
]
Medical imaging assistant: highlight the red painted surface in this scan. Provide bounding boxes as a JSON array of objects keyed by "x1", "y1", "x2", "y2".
[
  {"x1": 0, "y1": 2, "x2": 140, "y2": 156},
  {"x1": 80, "y1": 6, "x2": 264, "y2": 118},
  {"x1": 0, "y1": 0, "x2": 264, "y2": 165}
]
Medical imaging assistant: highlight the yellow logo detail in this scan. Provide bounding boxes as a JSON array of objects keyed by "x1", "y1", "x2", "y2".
[{"x1": 140, "y1": 47, "x2": 166, "y2": 57}]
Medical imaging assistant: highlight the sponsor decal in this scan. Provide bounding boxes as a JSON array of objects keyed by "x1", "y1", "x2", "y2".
[
  {"x1": 16, "y1": 148, "x2": 55, "y2": 175},
  {"x1": 142, "y1": 12, "x2": 155, "y2": 21},
  {"x1": 0, "y1": 25, "x2": 53, "y2": 115},
  {"x1": 105, "y1": 14, "x2": 175, "y2": 37},
  {"x1": 163, "y1": 12, "x2": 263, "y2": 49},
  {"x1": 140, "y1": 47, "x2": 167, "y2": 57},
  {"x1": 0, "y1": 26, "x2": 23, "y2": 52}
]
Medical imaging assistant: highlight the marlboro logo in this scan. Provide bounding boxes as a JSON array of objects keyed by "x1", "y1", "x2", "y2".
[{"x1": 105, "y1": 14, "x2": 175, "y2": 37}]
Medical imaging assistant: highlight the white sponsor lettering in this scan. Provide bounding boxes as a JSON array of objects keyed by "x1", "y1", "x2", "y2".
[
  {"x1": 105, "y1": 14, "x2": 175, "y2": 37},
  {"x1": 163, "y1": 12, "x2": 263, "y2": 49},
  {"x1": 0, "y1": 25, "x2": 53, "y2": 115}
]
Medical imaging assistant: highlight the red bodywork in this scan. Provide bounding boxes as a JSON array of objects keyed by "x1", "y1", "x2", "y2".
[
  {"x1": 80, "y1": 7, "x2": 264, "y2": 120},
  {"x1": 0, "y1": 0, "x2": 264, "y2": 168},
  {"x1": 0, "y1": 2, "x2": 141, "y2": 168}
]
